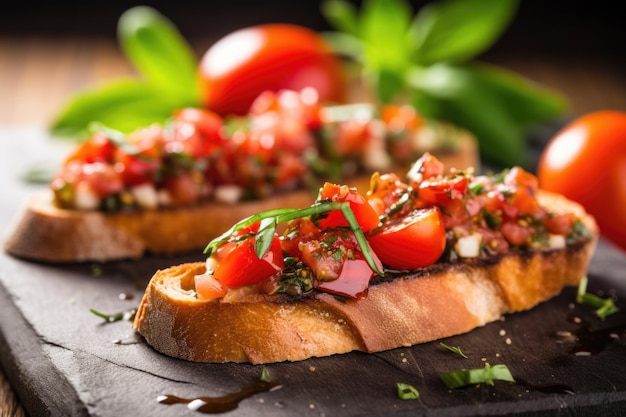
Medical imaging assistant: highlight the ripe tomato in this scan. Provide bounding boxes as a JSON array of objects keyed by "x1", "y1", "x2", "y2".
[
  {"x1": 198, "y1": 24, "x2": 346, "y2": 116},
  {"x1": 212, "y1": 235, "x2": 285, "y2": 288},
  {"x1": 537, "y1": 111, "x2": 626, "y2": 251},
  {"x1": 299, "y1": 229, "x2": 379, "y2": 299},
  {"x1": 367, "y1": 207, "x2": 446, "y2": 270},
  {"x1": 64, "y1": 133, "x2": 115, "y2": 165},
  {"x1": 167, "y1": 108, "x2": 225, "y2": 159},
  {"x1": 317, "y1": 182, "x2": 380, "y2": 232}
]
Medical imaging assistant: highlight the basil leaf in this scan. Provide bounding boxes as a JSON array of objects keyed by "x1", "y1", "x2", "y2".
[
  {"x1": 49, "y1": 79, "x2": 194, "y2": 139},
  {"x1": 470, "y1": 63, "x2": 568, "y2": 127},
  {"x1": 360, "y1": 0, "x2": 413, "y2": 71},
  {"x1": 411, "y1": 0, "x2": 519, "y2": 65},
  {"x1": 396, "y1": 383, "x2": 420, "y2": 400},
  {"x1": 408, "y1": 64, "x2": 526, "y2": 167},
  {"x1": 255, "y1": 217, "x2": 277, "y2": 258},
  {"x1": 577, "y1": 276, "x2": 619, "y2": 319},
  {"x1": 321, "y1": 0, "x2": 361, "y2": 38},
  {"x1": 439, "y1": 342, "x2": 468, "y2": 358},
  {"x1": 439, "y1": 363, "x2": 515, "y2": 389},
  {"x1": 117, "y1": 6, "x2": 200, "y2": 101}
]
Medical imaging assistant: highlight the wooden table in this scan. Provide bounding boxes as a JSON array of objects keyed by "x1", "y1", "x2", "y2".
[{"x1": 1, "y1": 26, "x2": 625, "y2": 417}]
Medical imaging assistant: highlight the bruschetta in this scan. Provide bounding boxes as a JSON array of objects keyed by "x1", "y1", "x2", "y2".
[
  {"x1": 4, "y1": 89, "x2": 477, "y2": 263},
  {"x1": 132, "y1": 152, "x2": 598, "y2": 364}
]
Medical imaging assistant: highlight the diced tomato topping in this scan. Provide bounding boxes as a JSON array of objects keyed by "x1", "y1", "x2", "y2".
[
  {"x1": 64, "y1": 133, "x2": 116, "y2": 165},
  {"x1": 381, "y1": 104, "x2": 422, "y2": 132},
  {"x1": 367, "y1": 207, "x2": 446, "y2": 270},
  {"x1": 317, "y1": 182, "x2": 380, "y2": 232},
  {"x1": 212, "y1": 235, "x2": 285, "y2": 288}
]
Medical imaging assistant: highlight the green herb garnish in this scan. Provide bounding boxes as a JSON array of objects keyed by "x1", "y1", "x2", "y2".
[
  {"x1": 322, "y1": 0, "x2": 568, "y2": 168},
  {"x1": 439, "y1": 363, "x2": 515, "y2": 389},
  {"x1": 90, "y1": 308, "x2": 137, "y2": 323},
  {"x1": 260, "y1": 367, "x2": 272, "y2": 383},
  {"x1": 576, "y1": 276, "x2": 619, "y2": 320},
  {"x1": 204, "y1": 201, "x2": 384, "y2": 276},
  {"x1": 396, "y1": 383, "x2": 420, "y2": 400},
  {"x1": 439, "y1": 342, "x2": 468, "y2": 358}
]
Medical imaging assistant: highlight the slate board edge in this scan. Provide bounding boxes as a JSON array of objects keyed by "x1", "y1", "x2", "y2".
[{"x1": 0, "y1": 273, "x2": 90, "y2": 417}]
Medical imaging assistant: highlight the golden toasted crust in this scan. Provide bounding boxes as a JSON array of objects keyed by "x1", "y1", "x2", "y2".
[
  {"x1": 3, "y1": 138, "x2": 477, "y2": 263},
  {"x1": 3, "y1": 189, "x2": 314, "y2": 263},
  {"x1": 133, "y1": 190, "x2": 598, "y2": 364}
]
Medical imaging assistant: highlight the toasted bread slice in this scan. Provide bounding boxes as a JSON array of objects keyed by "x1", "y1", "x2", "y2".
[
  {"x1": 132, "y1": 191, "x2": 598, "y2": 364},
  {"x1": 4, "y1": 136, "x2": 477, "y2": 263}
]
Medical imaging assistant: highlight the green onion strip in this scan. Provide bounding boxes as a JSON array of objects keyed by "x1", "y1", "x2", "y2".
[{"x1": 204, "y1": 201, "x2": 384, "y2": 276}]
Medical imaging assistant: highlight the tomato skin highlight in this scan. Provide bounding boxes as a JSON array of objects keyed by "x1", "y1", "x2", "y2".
[
  {"x1": 212, "y1": 236, "x2": 285, "y2": 288},
  {"x1": 367, "y1": 207, "x2": 446, "y2": 270},
  {"x1": 317, "y1": 182, "x2": 380, "y2": 232},
  {"x1": 537, "y1": 111, "x2": 626, "y2": 251},
  {"x1": 198, "y1": 24, "x2": 346, "y2": 116}
]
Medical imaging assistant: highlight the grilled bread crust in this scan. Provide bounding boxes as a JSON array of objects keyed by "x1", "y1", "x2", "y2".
[
  {"x1": 132, "y1": 190, "x2": 598, "y2": 364},
  {"x1": 3, "y1": 137, "x2": 477, "y2": 263}
]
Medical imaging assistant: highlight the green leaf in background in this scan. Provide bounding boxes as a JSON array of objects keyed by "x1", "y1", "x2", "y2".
[
  {"x1": 49, "y1": 79, "x2": 193, "y2": 139},
  {"x1": 408, "y1": 64, "x2": 526, "y2": 167},
  {"x1": 117, "y1": 6, "x2": 200, "y2": 101},
  {"x1": 321, "y1": 0, "x2": 568, "y2": 168},
  {"x1": 410, "y1": 0, "x2": 519, "y2": 65},
  {"x1": 320, "y1": 0, "x2": 361, "y2": 38},
  {"x1": 469, "y1": 63, "x2": 569, "y2": 127},
  {"x1": 49, "y1": 6, "x2": 200, "y2": 140}
]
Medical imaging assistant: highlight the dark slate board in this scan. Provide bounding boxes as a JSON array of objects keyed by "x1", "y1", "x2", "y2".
[{"x1": 1, "y1": 127, "x2": 626, "y2": 417}]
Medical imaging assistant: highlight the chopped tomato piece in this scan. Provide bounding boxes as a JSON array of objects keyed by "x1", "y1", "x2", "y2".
[
  {"x1": 367, "y1": 207, "x2": 446, "y2": 270},
  {"x1": 316, "y1": 256, "x2": 373, "y2": 299},
  {"x1": 194, "y1": 274, "x2": 227, "y2": 301},
  {"x1": 299, "y1": 229, "x2": 380, "y2": 299},
  {"x1": 212, "y1": 236, "x2": 285, "y2": 288},
  {"x1": 168, "y1": 108, "x2": 225, "y2": 159},
  {"x1": 64, "y1": 133, "x2": 115, "y2": 165},
  {"x1": 317, "y1": 182, "x2": 380, "y2": 232},
  {"x1": 381, "y1": 104, "x2": 422, "y2": 132},
  {"x1": 500, "y1": 220, "x2": 533, "y2": 246}
]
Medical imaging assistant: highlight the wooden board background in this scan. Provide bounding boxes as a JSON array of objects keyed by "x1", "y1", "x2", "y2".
[{"x1": 1, "y1": 127, "x2": 626, "y2": 417}]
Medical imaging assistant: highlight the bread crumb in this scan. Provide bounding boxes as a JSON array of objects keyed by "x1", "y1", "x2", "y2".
[
  {"x1": 499, "y1": 329, "x2": 506, "y2": 336},
  {"x1": 401, "y1": 358, "x2": 407, "y2": 363},
  {"x1": 309, "y1": 403, "x2": 315, "y2": 409},
  {"x1": 481, "y1": 357, "x2": 487, "y2": 362},
  {"x1": 505, "y1": 338, "x2": 512, "y2": 345},
  {"x1": 309, "y1": 366, "x2": 316, "y2": 372}
]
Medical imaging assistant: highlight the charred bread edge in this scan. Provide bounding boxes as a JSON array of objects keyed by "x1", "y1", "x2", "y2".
[
  {"x1": 3, "y1": 138, "x2": 478, "y2": 263},
  {"x1": 132, "y1": 190, "x2": 598, "y2": 364}
]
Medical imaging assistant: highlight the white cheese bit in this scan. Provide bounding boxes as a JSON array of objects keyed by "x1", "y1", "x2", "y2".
[
  {"x1": 548, "y1": 234, "x2": 566, "y2": 249},
  {"x1": 73, "y1": 182, "x2": 100, "y2": 210},
  {"x1": 214, "y1": 185, "x2": 244, "y2": 204},
  {"x1": 454, "y1": 233, "x2": 483, "y2": 258},
  {"x1": 131, "y1": 184, "x2": 159, "y2": 209}
]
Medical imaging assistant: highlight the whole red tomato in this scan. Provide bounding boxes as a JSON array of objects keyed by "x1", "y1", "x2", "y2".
[
  {"x1": 537, "y1": 111, "x2": 626, "y2": 252},
  {"x1": 198, "y1": 23, "x2": 346, "y2": 116}
]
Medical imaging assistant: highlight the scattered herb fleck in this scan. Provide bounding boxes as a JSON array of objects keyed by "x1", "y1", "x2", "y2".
[
  {"x1": 260, "y1": 367, "x2": 271, "y2": 382},
  {"x1": 90, "y1": 308, "x2": 137, "y2": 323},
  {"x1": 439, "y1": 342, "x2": 468, "y2": 358},
  {"x1": 577, "y1": 276, "x2": 619, "y2": 320},
  {"x1": 439, "y1": 363, "x2": 515, "y2": 389},
  {"x1": 396, "y1": 383, "x2": 420, "y2": 400}
]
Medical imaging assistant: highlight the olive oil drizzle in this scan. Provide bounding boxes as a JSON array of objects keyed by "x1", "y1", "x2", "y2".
[{"x1": 157, "y1": 380, "x2": 282, "y2": 414}]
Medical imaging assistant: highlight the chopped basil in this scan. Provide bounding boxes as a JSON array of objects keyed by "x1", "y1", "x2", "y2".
[
  {"x1": 439, "y1": 342, "x2": 468, "y2": 358},
  {"x1": 260, "y1": 367, "x2": 271, "y2": 383},
  {"x1": 577, "y1": 276, "x2": 619, "y2": 320},
  {"x1": 439, "y1": 363, "x2": 515, "y2": 389},
  {"x1": 90, "y1": 308, "x2": 137, "y2": 323},
  {"x1": 396, "y1": 383, "x2": 419, "y2": 400},
  {"x1": 204, "y1": 201, "x2": 384, "y2": 276}
]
